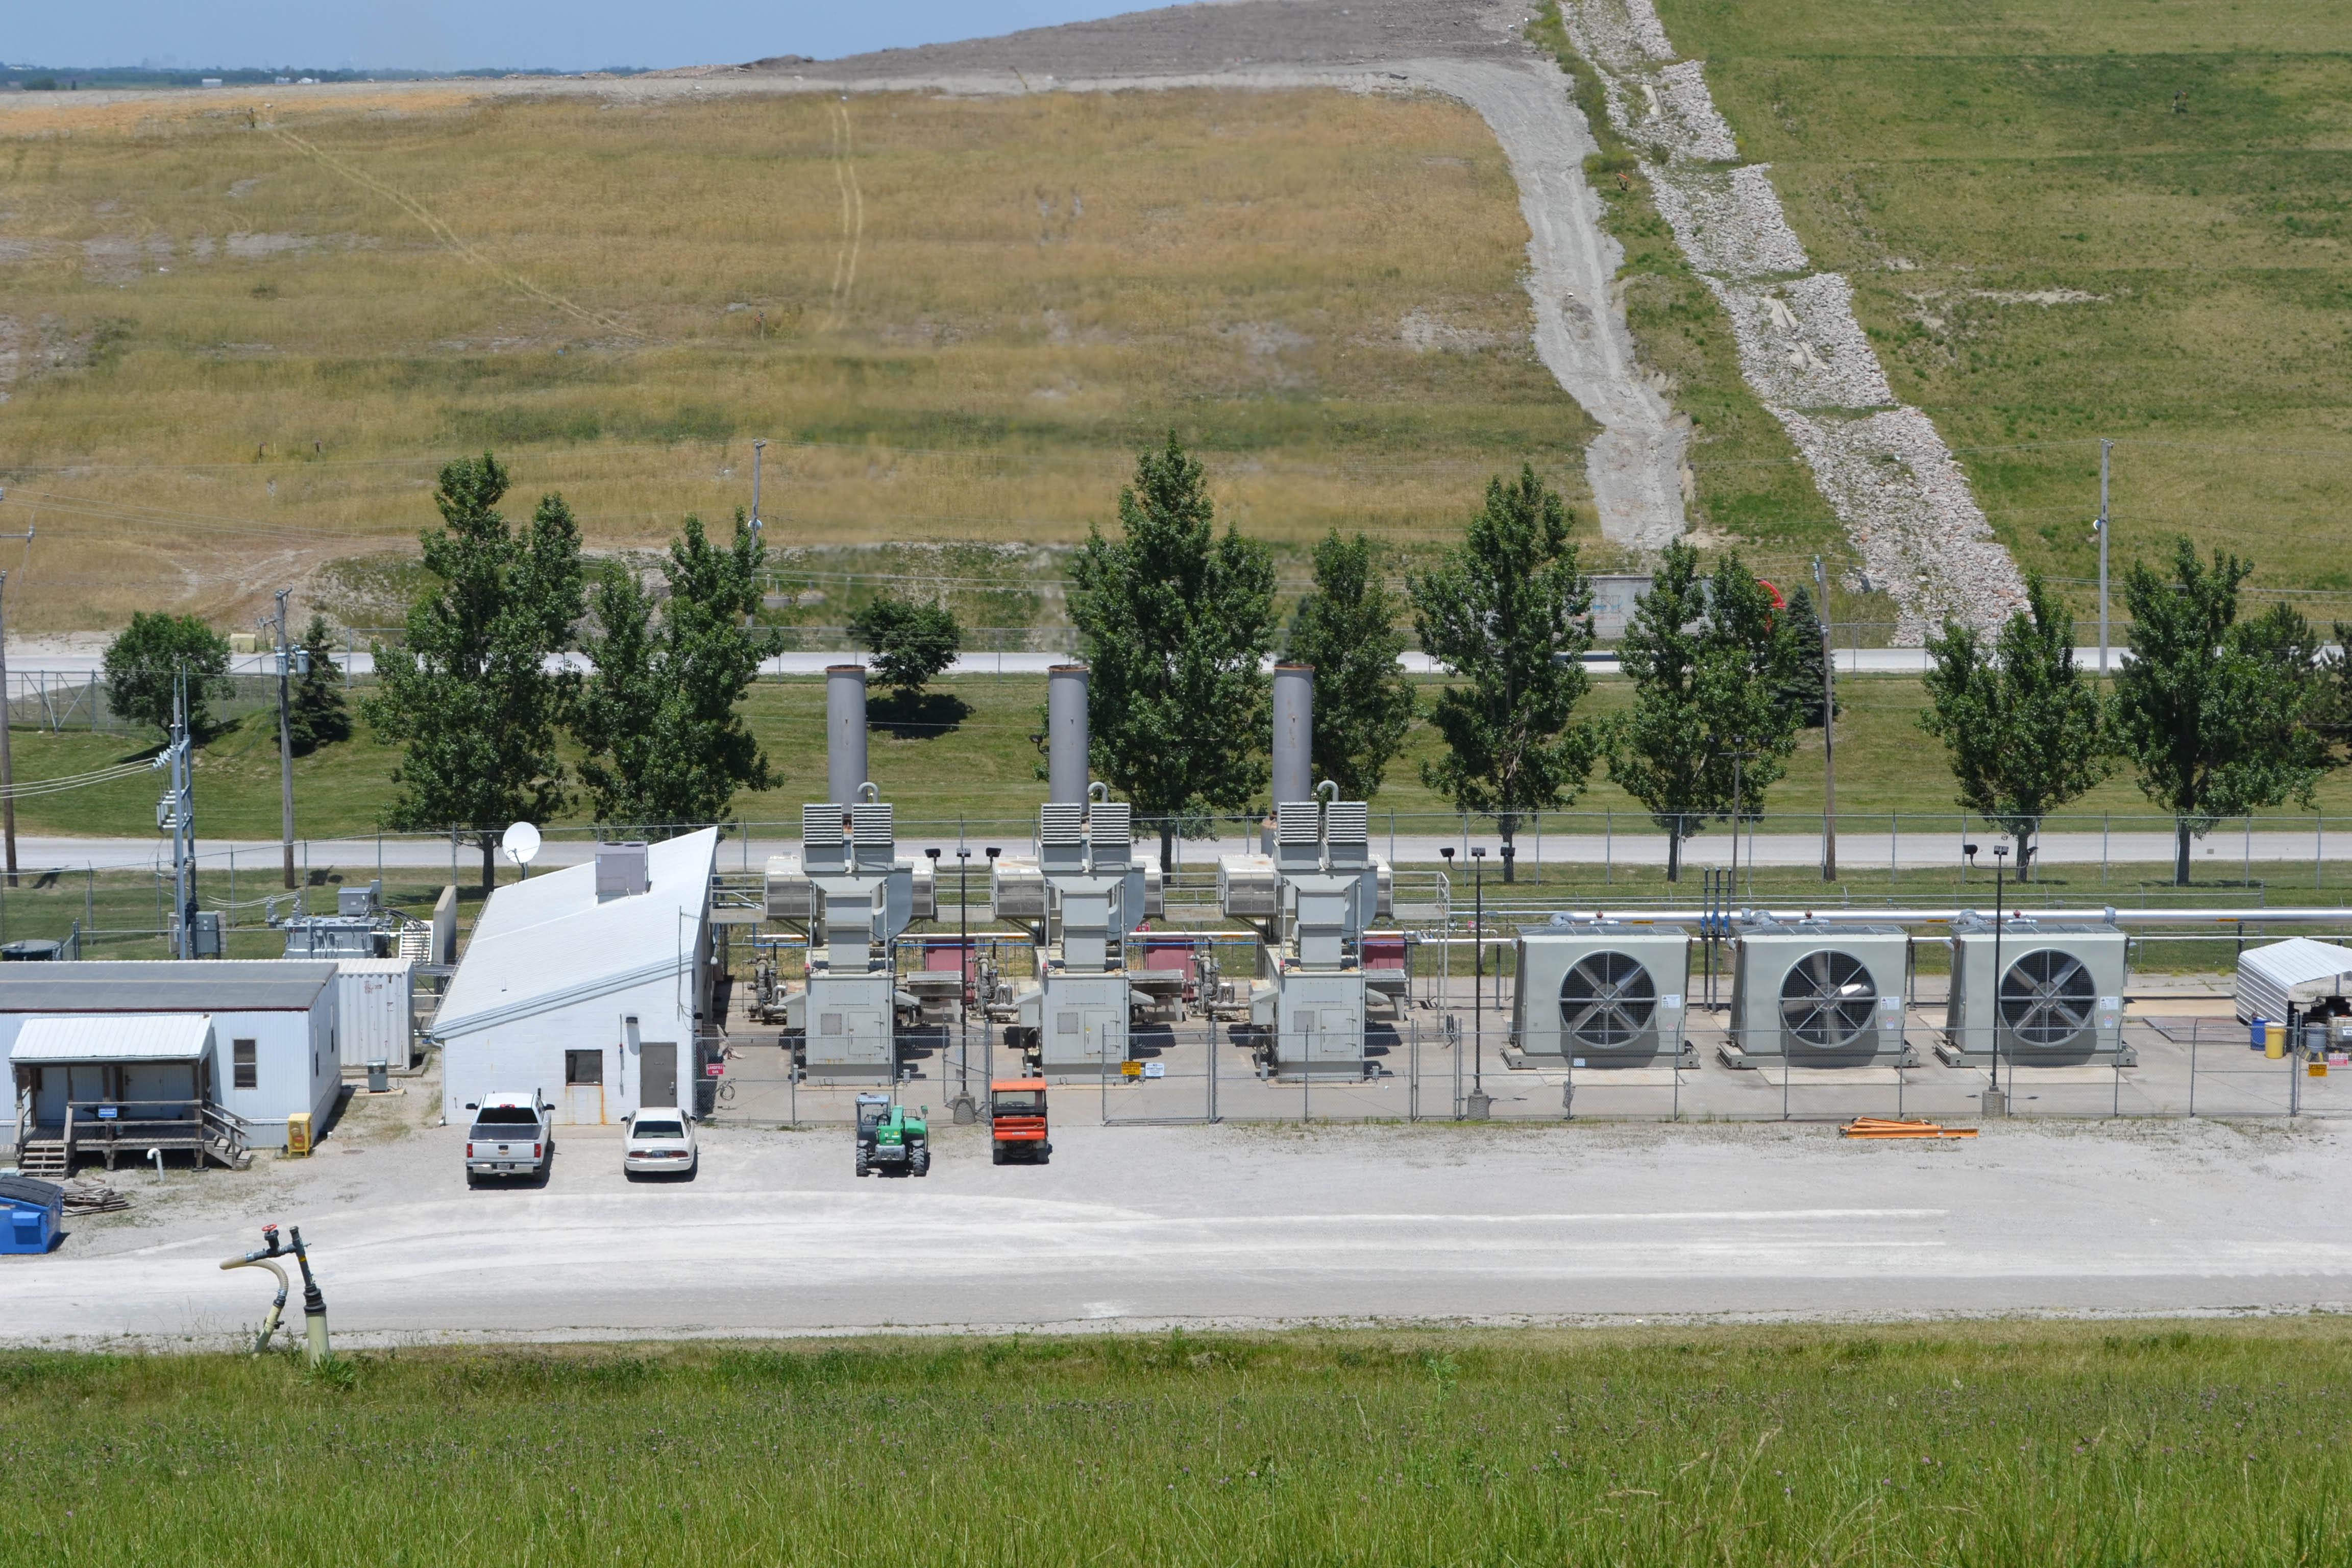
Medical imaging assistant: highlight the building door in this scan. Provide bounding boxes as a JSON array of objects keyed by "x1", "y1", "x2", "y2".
[
  {"x1": 640, "y1": 1042, "x2": 678, "y2": 1110},
  {"x1": 563, "y1": 1048, "x2": 606, "y2": 1125},
  {"x1": 33, "y1": 1067, "x2": 67, "y2": 1125}
]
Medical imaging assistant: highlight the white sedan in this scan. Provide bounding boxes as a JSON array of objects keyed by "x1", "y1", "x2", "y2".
[{"x1": 622, "y1": 1109, "x2": 698, "y2": 1180}]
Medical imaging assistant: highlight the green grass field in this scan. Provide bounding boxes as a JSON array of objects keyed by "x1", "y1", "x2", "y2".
[
  {"x1": 15, "y1": 672, "x2": 2352, "y2": 844},
  {"x1": 3, "y1": 1324, "x2": 2348, "y2": 1566}
]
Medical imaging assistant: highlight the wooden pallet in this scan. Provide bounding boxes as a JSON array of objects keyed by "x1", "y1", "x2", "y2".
[{"x1": 1840, "y1": 1117, "x2": 1978, "y2": 1140}]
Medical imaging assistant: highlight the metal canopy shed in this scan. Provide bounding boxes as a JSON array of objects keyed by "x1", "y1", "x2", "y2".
[{"x1": 2235, "y1": 938, "x2": 2352, "y2": 1026}]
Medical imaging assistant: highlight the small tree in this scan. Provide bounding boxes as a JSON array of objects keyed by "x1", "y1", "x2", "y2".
[
  {"x1": 1288, "y1": 530, "x2": 1415, "y2": 799},
  {"x1": 1918, "y1": 574, "x2": 2112, "y2": 879},
  {"x1": 576, "y1": 513, "x2": 777, "y2": 829},
  {"x1": 2112, "y1": 538, "x2": 2331, "y2": 885},
  {"x1": 363, "y1": 453, "x2": 585, "y2": 892},
  {"x1": 1068, "y1": 432, "x2": 1277, "y2": 871},
  {"x1": 284, "y1": 614, "x2": 352, "y2": 755},
  {"x1": 1408, "y1": 465, "x2": 1598, "y2": 881},
  {"x1": 102, "y1": 612, "x2": 232, "y2": 739},
  {"x1": 847, "y1": 594, "x2": 961, "y2": 701},
  {"x1": 1607, "y1": 542, "x2": 1802, "y2": 881},
  {"x1": 1774, "y1": 582, "x2": 1837, "y2": 729}
]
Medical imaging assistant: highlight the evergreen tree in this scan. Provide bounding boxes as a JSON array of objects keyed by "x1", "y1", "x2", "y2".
[
  {"x1": 1287, "y1": 530, "x2": 1414, "y2": 800},
  {"x1": 102, "y1": 612, "x2": 232, "y2": 739},
  {"x1": 284, "y1": 614, "x2": 351, "y2": 755},
  {"x1": 1774, "y1": 583, "x2": 1838, "y2": 728},
  {"x1": 363, "y1": 453, "x2": 585, "y2": 892},
  {"x1": 1408, "y1": 466, "x2": 1598, "y2": 881},
  {"x1": 1918, "y1": 574, "x2": 2112, "y2": 880},
  {"x1": 1607, "y1": 542, "x2": 1803, "y2": 881},
  {"x1": 1068, "y1": 432, "x2": 1278, "y2": 871},
  {"x1": 576, "y1": 513, "x2": 776, "y2": 829}
]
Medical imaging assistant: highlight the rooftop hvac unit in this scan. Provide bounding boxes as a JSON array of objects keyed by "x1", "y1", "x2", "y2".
[
  {"x1": 1729, "y1": 921, "x2": 1909, "y2": 1066},
  {"x1": 1511, "y1": 921, "x2": 1689, "y2": 1066},
  {"x1": 1946, "y1": 918, "x2": 2126, "y2": 1066}
]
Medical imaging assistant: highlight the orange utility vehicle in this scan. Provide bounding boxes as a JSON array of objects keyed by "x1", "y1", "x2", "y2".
[{"x1": 989, "y1": 1078, "x2": 1051, "y2": 1165}]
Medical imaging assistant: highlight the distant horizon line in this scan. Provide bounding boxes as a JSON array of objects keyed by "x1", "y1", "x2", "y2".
[{"x1": 4, "y1": 63, "x2": 660, "y2": 79}]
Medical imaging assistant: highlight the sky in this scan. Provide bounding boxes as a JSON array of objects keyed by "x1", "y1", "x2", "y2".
[{"x1": 11, "y1": 0, "x2": 1161, "y2": 74}]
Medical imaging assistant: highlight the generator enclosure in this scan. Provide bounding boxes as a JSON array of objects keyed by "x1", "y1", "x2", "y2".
[
  {"x1": 1729, "y1": 921, "x2": 1909, "y2": 1066},
  {"x1": 1944, "y1": 917, "x2": 2126, "y2": 1066},
  {"x1": 1511, "y1": 922, "x2": 1689, "y2": 1066},
  {"x1": 789, "y1": 971, "x2": 897, "y2": 1074},
  {"x1": 1271, "y1": 970, "x2": 1367, "y2": 1073},
  {"x1": 1021, "y1": 972, "x2": 1131, "y2": 1070}
]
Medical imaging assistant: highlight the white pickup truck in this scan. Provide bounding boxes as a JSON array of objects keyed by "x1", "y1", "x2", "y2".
[{"x1": 463, "y1": 1091, "x2": 554, "y2": 1186}]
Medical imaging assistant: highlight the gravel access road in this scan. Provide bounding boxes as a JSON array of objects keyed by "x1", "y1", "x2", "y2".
[{"x1": 8, "y1": 1093, "x2": 2346, "y2": 1349}]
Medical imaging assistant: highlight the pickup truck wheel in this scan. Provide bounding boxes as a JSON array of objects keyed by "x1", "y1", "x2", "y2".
[{"x1": 465, "y1": 1170, "x2": 480, "y2": 1189}]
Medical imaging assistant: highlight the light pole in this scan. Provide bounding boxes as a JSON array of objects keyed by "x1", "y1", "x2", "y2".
[
  {"x1": 956, "y1": 847, "x2": 972, "y2": 1115},
  {"x1": 1439, "y1": 845, "x2": 1455, "y2": 1015},
  {"x1": 1470, "y1": 846, "x2": 1486, "y2": 1098},
  {"x1": 1814, "y1": 554, "x2": 1836, "y2": 883},
  {"x1": 264, "y1": 588, "x2": 297, "y2": 890},
  {"x1": 983, "y1": 846, "x2": 1000, "y2": 1096},
  {"x1": 0, "y1": 507, "x2": 34, "y2": 887},
  {"x1": 2094, "y1": 438, "x2": 2111, "y2": 680},
  {"x1": 1966, "y1": 840, "x2": 2009, "y2": 1111},
  {"x1": 750, "y1": 438, "x2": 767, "y2": 534}
]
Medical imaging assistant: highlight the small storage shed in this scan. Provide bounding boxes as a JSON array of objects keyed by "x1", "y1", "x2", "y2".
[
  {"x1": 2236, "y1": 938, "x2": 2352, "y2": 1026},
  {"x1": 0, "y1": 961, "x2": 340, "y2": 1158},
  {"x1": 0, "y1": 1173, "x2": 63, "y2": 1254},
  {"x1": 335, "y1": 958, "x2": 414, "y2": 1071},
  {"x1": 435, "y1": 830, "x2": 718, "y2": 1126}
]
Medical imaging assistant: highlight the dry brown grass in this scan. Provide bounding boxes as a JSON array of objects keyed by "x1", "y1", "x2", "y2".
[{"x1": 0, "y1": 82, "x2": 1591, "y2": 630}]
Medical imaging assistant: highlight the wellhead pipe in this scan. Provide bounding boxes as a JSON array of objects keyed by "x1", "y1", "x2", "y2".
[
  {"x1": 1272, "y1": 664, "x2": 1314, "y2": 805},
  {"x1": 1048, "y1": 664, "x2": 1090, "y2": 804},
  {"x1": 826, "y1": 665, "x2": 868, "y2": 805}
]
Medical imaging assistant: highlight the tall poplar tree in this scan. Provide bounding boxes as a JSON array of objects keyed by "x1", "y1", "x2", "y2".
[
  {"x1": 1287, "y1": 530, "x2": 1414, "y2": 800},
  {"x1": 364, "y1": 453, "x2": 585, "y2": 892},
  {"x1": 1408, "y1": 466, "x2": 1598, "y2": 881},
  {"x1": 1068, "y1": 433, "x2": 1278, "y2": 871}
]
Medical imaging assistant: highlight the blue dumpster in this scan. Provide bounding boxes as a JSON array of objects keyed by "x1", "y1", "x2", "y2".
[{"x1": 0, "y1": 1174, "x2": 64, "y2": 1255}]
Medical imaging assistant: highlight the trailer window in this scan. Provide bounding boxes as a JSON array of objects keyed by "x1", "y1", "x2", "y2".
[
  {"x1": 565, "y1": 1049, "x2": 603, "y2": 1086},
  {"x1": 233, "y1": 1039, "x2": 257, "y2": 1090}
]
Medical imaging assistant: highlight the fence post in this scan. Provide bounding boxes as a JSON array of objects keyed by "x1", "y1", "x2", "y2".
[
  {"x1": 1605, "y1": 808, "x2": 1612, "y2": 886},
  {"x1": 2102, "y1": 813, "x2": 2109, "y2": 885},
  {"x1": 2189, "y1": 1025, "x2": 2197, "y2": 1118}
]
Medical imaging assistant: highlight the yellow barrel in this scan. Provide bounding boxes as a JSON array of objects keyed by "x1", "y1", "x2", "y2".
[
  {"x1": 286, "y1": 1111, "x2": 313, "y2": 1156},
  {"x1": 2265, "y1": 1022, "x2": 2287, "y2": 1060}
]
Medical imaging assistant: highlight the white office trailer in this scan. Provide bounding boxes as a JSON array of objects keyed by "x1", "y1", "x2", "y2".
[
  {"x1": 434, "y1": 829, "x2": 719, "y2": 1125},
  {"x1": 0, "y1": 961, "x2": 341, "y2": 1154},
  {"x1": 335, "y1": 958, "x2": 414, "y2": 1071}
]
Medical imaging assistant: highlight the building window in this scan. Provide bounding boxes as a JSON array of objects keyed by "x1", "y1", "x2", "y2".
[
  {"x1": 564, "y1": 1049, "x2": 603, "y2": 1087},
  {"x1": 233, "y1": 1040, "x2": 258, "y2": 1090}
]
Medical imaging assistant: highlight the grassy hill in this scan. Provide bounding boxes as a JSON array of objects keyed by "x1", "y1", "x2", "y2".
[
  {"x1": 1646, "y1": 0, "x2": 2352, "y2": 614},
  {"x1": 0, "y1": 84, "x2": 1588, "y2": 632}
]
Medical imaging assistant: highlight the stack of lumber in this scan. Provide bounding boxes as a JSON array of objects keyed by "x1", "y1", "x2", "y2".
[{"x1": 1839, "y1": 1117, "x2": 1978, "y2": 1141}]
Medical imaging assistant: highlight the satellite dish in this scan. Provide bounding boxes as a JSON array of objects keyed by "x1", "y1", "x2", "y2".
[{"x1": 500, "y1": 821, "x2": 542, "y2": 867}]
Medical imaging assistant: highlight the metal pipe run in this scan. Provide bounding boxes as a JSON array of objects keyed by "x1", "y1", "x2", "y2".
[
  {"x1": 1272, "y1": 664, "x2": 1313, "y2": 806},
  {"x1": 1047, "y1": 664, "x2": 1089, "y2": 804},
  {"x1": 1451, "y1": 906, "x2": 2352, "y2": 929},
  {"x1": 825, "y1": 665, "x2": 868, "y2": 806}
]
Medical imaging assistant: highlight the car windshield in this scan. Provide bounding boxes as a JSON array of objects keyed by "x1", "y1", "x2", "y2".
[
  {"x1": 474, "y1": 1105, "x2": 539, "y2": 1124},
  {"x1": 992, "y1": 1092, "x2": 1044, "y2": 1114},
  {"x1": 632, "y1": 1119, "x2": 685, "y2": 1140}
]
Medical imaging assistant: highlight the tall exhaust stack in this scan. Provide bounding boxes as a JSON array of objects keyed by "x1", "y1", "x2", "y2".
[
  {"x1": 1271, "y1": 663, "x2": 1313, "y2": 806},
  {"x1": 826, "y1": 664, "x2": 868, "y2": 804},
  {"x1": 1047, "y1": 664, "x2": 1090, "y2": 803}
]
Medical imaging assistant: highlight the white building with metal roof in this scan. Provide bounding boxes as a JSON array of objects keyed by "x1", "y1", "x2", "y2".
[
  {"x1": 434, "y1": 831, "x2": 720, "y2": 1125},
  {"x1": 0, "y1": 961, "x2": 342, "y2": 1159}
]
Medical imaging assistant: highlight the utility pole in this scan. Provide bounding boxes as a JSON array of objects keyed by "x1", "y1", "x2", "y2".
[
  {"x1": 267, "y1": 589, "x2": 297, "y2": 890},
  {"x1": 1815, "y1": 555, "x2": 1835, "y2": 884},
  {"x1": 2095, "y1": 438, "x2": 2112, "y2": 680},
  {"x1": 157, "y1": 669, "x2": 195, "y2": 959},
  {"x1": 750, "y1": 438, "x2": 767, "y2": 535},
  {"x1": 0, "y1": 513, "x2": 35, "y2": 888}
]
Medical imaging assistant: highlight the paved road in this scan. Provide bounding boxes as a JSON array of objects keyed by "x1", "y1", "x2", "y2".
[{"x1": 7, "y1": 1115, "x2": 2345, "y2": 1348}]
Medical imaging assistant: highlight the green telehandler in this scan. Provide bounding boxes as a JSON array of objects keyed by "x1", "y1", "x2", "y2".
[{"x1": 854, "y1": 1093, "x2": 931, "y2": 1178}]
